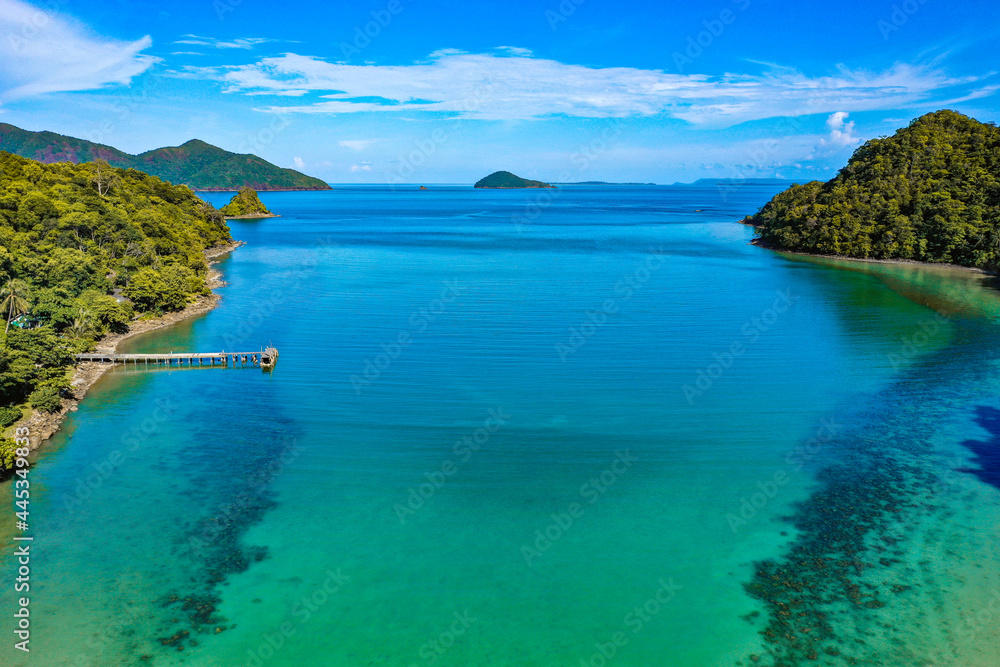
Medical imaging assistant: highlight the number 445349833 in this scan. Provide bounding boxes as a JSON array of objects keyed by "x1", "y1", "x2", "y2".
[{"x1": 14, "y1": 427, "x2": 30, "y2": 528}]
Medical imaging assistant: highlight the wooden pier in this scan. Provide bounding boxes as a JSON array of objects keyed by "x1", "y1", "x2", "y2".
[{"x1": 75, "y1": 348, "x2": 278, "y2": 371}]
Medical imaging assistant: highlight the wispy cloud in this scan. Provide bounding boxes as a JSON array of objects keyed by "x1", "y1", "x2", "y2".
[
  {"x1": 339, "y1": 139, "x2": 377, "y2": 151},
  {"x1": 822, "y1": 112, "x2": 861, "y2": 148},
  {"x1": 181, "y1": 49, "x2": 991, "y2": 126},
  {"x1": 349, "y1": 162, "x2": 372, "y2": 172},
  {"x1": 0, "y1": 0, "x2": 157, "y2": 101},
  {"x1": 174, "y1": 35, "x2": 277, "y2": 50}
]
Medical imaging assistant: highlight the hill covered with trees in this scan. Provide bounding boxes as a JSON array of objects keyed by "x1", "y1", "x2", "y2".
[
  {"x1": 0, "y1": 124, "x2": 331, "y2": 192},
  {"x1": 0, "y1": 150, "x2": 233, "y2": 465},
  {"x1": 474, "y1": 171, "x2": 554, "y2": 189},
  {"x1": 220, "y1": 186, "x2": 274, "y2": 218},
  {"x1": 746, "y1": 110, "x2": 1000, "y2": 269}
]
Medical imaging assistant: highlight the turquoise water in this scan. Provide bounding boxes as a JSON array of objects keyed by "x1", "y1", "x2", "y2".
[{"x1": 4, "y1": 185, "x2": 1000, "y2": 666}]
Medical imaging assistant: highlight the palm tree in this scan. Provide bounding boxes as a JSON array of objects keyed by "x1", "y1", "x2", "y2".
[
  {"x1": 69, "y1": 308, "x2": 95, "y2": 340},
  {"x1": 1, "y1": 278, "x2": 30, "y2": 338}
]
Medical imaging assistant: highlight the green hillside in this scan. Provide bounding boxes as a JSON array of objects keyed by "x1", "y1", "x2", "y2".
[
  {"x1": 0, "y1": 150, "x2": 232, "y2": 462},
  {"x1": 474, "y1": 171, "x2": 554, "y2": 189},
  {"x1": 0, "y1": 124, "x2": 331, "y2": 192},
  {"x1": 220, "y1": 186, "x2": 273, "y2": 217},
  {"x1": 746, "y1": 110, "x2": 1000, "y2": 269}
]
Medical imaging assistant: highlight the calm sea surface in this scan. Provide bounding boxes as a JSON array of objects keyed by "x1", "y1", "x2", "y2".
[{"x1": 4, "y1": 184, "x2": 1000, "y2": 666}]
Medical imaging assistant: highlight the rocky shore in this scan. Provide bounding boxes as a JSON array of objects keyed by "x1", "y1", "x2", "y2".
[{"x1": 15, "y1": 240, "x2": 244, "y2": 453}]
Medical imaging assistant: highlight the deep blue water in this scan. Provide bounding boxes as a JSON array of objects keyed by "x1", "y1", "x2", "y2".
[{"x1": 4, "y1": 184, "x2": 1000, "y2": 666}]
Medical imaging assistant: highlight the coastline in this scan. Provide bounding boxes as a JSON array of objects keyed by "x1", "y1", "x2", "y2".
[
  {"x1": 748, "y1": 236, "x2": 998, "y2": 277},
  {"x1": 11, "y1": 239, "x2": 244, "y2": 453}
]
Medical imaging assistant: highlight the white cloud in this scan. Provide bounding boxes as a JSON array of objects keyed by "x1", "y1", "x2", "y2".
[
  {"x1": 822, "y1": 111, "x2": 861, "y2": 148},
  {"x1": 339, "y1": 139, "x2": 376, "y2": 151},
  {"x1": 181, "y1": 50, "x2": 989, "y2": 127},
  {"x1": 174, "y1": 35, "x2": 276, "y2": 50},
  {"x1": 495, "y1": 46, "x2": 533, "y2": 56},
  {"x1": 293, "y1": 156, "x2": 306, "y2": 170},
  {"x1": 0, "y1": 0, "x2": 157, "y2": 100},
  {"x1": 349, "y1": 162, "x2": 372, "y2": 172}
]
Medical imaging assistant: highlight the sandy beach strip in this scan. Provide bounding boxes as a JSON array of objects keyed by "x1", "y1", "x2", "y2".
[{"x1": 12, "y1": 240, "x2": 245, "y2": 452}]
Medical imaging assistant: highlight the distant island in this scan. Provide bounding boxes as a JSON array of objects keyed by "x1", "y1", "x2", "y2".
[
  {"x1": 474, "y1": 171, "x2": 554, "y2": 189},
  {"x1": 552, "y1": 181, "x2": 657, "y2": 186},
  {"x1": 745, "y1": 110, "x2": 1000, "y2": 270},
  {"x1": 220, "y1": 187, "x2": 276, "y2": 219},
  {"x1": 674, "y1": 178, "x2": 794, "y2": 187},
  {"x1": 0, "y1": 123, "x2": 331, "y2": 192}
]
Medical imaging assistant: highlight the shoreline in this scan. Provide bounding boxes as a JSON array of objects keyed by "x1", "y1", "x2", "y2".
[
  {"x1": 11, "y1": 239, "x2": 244, "y2": 453},
  {"x1": 748, "y1": 236, "x2": 998, "y2": 277}
]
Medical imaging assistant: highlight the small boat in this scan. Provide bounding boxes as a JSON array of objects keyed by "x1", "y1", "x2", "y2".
[{"x1": 261, "y1": 346, "x2": 279, "y2": 372}]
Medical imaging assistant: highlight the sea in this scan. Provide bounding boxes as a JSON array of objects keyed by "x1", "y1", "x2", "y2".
[{"x1": 3, "y1": 183, "x2": 1000, "y2": 666}]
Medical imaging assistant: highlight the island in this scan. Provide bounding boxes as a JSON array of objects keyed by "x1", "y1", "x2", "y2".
[
  {"x1": 220, "y1": 186, "x2": 277, "y2": 219},
  {"x1": 552, "y1": 181, "x2": 657, "y2": 186},
  {"x1": 745, "y1": 110, "x2": 1000, "y2": 270},
  {"x1": 474, "y1": 171, "x2": 555, "y2": 189},
  {"x1": 0, "y1": 123, "x2": 332, "y2": 191}
]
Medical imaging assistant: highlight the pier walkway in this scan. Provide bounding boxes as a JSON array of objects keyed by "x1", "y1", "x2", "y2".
[{"x1": 75, "y1": 348, "x2": 277, "y2": 369}]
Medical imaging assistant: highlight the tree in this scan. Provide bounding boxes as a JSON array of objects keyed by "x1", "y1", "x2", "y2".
[
  {"x1": 68, "y1": 308, "x2": 95, "y2": 340},
  {"x1": 29, "y1": 384, "x2": 62, "y2": 412},
  {"x1": 748, "y1": 110, "x2": 1000, "y2": 269},
  {"x1": 1, "y1": 277, "x2": 29, "y2": 338},
  {"x1": 90, "y1": 159, "x2": 120, "y2": 197}
]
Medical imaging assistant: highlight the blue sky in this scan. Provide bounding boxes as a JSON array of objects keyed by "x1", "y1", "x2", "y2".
[{"x1": 0, "y1": 0, "x2": 998, "y2": 184}]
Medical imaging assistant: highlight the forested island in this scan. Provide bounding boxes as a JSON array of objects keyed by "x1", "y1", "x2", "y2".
[
  {"x1": 745, "y1": 110, "x2": 1000, "y2": 269},
  {"x1": 474, "y1": 171, "x2": 554, "y2": 189},
  {"x1": 220, "y1": 187, "x2": 275, "y2": 218},
  {"x1": 0, "y1": 151, "x2": 233, "y2": 470},
  {"x1": 0, "y1": 123, "x2": 331, "y2": 192}
]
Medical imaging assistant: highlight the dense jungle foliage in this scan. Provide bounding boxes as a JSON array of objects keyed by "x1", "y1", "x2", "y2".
[
  {"x1": 748, "y1": 111, "x2": 1000, "y2": 268},
  {"x1": 0, "y1": 151, "x2": 231, "y2": 459}
]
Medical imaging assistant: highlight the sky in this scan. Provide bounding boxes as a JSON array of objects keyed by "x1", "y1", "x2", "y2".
[{"x1": 0, "y1": 0, "x2": 998, "y2": 184}]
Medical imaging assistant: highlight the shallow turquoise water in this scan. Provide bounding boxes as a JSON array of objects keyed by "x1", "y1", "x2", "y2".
[{"x1": 4, "y1": 185, "x2": 1000, "y2": 666}]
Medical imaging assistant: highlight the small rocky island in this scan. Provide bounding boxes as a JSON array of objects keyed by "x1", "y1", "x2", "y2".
[
  {"x1": 219, "y1": 186, "x2": 277, "y2": 219},
  {"x1": 474, "y1": 171, "x2": 554, "y2": 189}
]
